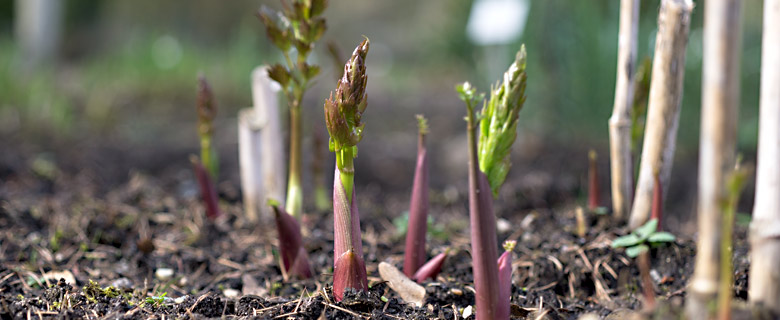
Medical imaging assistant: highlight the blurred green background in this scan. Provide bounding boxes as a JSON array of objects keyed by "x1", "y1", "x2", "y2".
[{"x1": 0, "y1": 0, "x2": 765, "y2": 191}]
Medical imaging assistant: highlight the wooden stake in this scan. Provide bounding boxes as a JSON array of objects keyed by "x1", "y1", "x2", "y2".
[
  {"x1": 238, "y1": 66, "x2": 287, "y2": 222},
  {"x1": 687, "y1": 0, "x2": 742, "y2": 319},
  {"x1": 750, "y1": 0, "x2": 780, "y2": 314},
  {"x1": 608, "y1": 0, "x2": 640, "y2": 221},
  {"x1": 628, "y1": 0, "x2": 693, "y2": 229}
]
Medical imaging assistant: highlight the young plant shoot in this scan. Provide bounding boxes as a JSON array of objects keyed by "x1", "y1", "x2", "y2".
[
  {"x1": 258, "y1": 0, "x2": 328, "y2": 218},
  {"x1": 497, "y1": 241, "x2": 516, "y2": 320},
  {"x1": 457, "y1": 45, "x2": 527, "y2": 320},
  {"x1": 192, "y1": 75, "x2": 220, "y2": 220},
  {"x1": 413, "y1": 249, "x2": 448, "y2": 283},
  {"x1": 403, "y1": 115, "x2": 430, "y2": 278},
  {"x1": 272, "y1": 205, "x2": 313, "y2": 279},
  {"x1": 588, "y1": 150, "x2": 601, "y2": 211},
  {"x1": 325, "y1": 39, "x2": 370, "y2": 301}
]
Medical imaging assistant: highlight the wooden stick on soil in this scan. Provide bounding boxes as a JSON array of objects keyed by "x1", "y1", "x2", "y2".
[
  {"x1": 750, "y1": 0, "x2": 780, "y2": 314},
  {"x1": 238, "y1": 66, "x2": 287, "y2": 222},
  {"x1": 687, "y1": 0, "x2": 742, "y2": 319},
  {"x1": 608, "y1": 0, "x2": 640, "y2": 221},
  {"x1": 628, "y1": 0, "x2": 693, "y2": 229}
]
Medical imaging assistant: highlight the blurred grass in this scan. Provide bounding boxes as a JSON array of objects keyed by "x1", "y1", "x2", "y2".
[
  {"x1": 0, "y1": 0, "x2": 765, "y2": 154},
  {"x1": 0, "y1": 19, "x2": 265, "y2": 141}
]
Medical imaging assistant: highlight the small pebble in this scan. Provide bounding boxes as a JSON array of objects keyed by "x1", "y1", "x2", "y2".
[
  {"x1": 462, "y1": 305, "x2": 473, "y2": 318},
  {"x1": 155, "y1": 268, "x2": 174, "y2": 281},
  {"x1": 497, "y1": 218, "x2": 512, "y2": 233},
  {"x1": 224, "y1": 288, "x2": 239, "y2": 298},
  {"x1": 174, "y1": 295, "x2": 188, "y2": 304},
  {"x1": 110, "y1": 278, "x2": 133, "y2": 291}
]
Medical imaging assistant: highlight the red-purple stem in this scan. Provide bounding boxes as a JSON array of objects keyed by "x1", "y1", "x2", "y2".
[
  {"x1": 651, "y1": 172, "x2": 662, "y2": 231},
  {"x1": 191, "y1": 156, "x2": 220, "y2": 220},
  {"x1": 497, "y1": 244, "x2": 515, "y2": 320},
  {"x1": 403, "y1": 128, "x2": 429, "y2": 277},
  {"x1": 467, "y1": 107, "x2": 500, "y2": 320},
  {"x1": 332, "y1": 167, "x2": 367, "y2": 301}
]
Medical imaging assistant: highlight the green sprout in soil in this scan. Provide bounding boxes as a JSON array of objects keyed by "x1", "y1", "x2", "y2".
[
  {"x1": 258, "y1": 0, "x2": 328, "y2": 218},
  {"x1": 457, "y1": 44, "x2": 527, "y2": 320},
  {"x1": 144, "y1": 292, "x2": 168, "y2": 308},
  {"x1": 325, "y1": 38, "x2": 370, "y2": 301},
  {"x1": 611, "y1": 218, "x2": 675, "y2": 257},
  {"x1": 83, "y1": 280, "x2": 120, "y2": 303},
  {"x1": 718, "y1": 160, "x2": 751, "y2": 320}
]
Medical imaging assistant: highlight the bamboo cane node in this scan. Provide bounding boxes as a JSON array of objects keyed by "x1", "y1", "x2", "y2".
[{"x1": 749, "y1": 219, "x2": 780, "y2": 243}]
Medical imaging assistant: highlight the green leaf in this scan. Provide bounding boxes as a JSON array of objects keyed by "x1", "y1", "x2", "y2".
[
  {"x1": 308, "y1": 18, "x2": 326, "y2": 43},
  {"x1": 257, "y1": 8, "x2": 291, "y2": 51},
  {"x1": 299, "y1": 62, "x2": 320, "y2": 80},
  {"x1": 647, "y1": 232, "x2": 676, "y2": 243},
  {"x1": 310, "y1": 0, "x2": 328, "y2": 17},
  {"x1": 626, "y1": 244, "x2": 649, "y2": 258},
  {"x1": 635, "y1": 218, "x2": 658, "y2": 242},
  {"x1": 612, "y1": 234, "x2": 641, "y2": 248},
  {"x1": 267, "y1": 64, "x2": 291, "y2": 88}
]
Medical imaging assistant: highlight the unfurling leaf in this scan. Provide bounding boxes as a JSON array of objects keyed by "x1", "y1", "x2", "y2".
[{"x1": 478, "y1": 45, "x2": 527, "y2": 196}]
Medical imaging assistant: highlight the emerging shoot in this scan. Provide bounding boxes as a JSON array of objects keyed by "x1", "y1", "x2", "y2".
[
  {"x1": 718, "y1": 161, "x2": 751, "y2": 320},
  {"x1": 403, "y1": 115, "x2": 430, "y2": 278},
  {"x1": 588, "y1": 150, "x2": 601, "y2": 211},
  {"x1": 192, "y1": 75, "x2": 221, "y2": 221},
  {"x1": 412, "y1": 249, "x2": 448, "y2": 283},
  {"x1": 258, "y1": 0, "x2": 328, "y2": 218},
  {"x1": 272, "y1": 205, "x2": 313, "y2": 279},
  {"x1": 325, "y1": 39, "x2": 370, "y2": 301},
  {"x1": 196, "y1": 75, "x2": 219, "y2": 180},
  {"x1": 456, "y1": 44, "x2": 527, "y2": 320},
  {"x1": 497, "y1": 240, "x2": 516, "y2": 320}
]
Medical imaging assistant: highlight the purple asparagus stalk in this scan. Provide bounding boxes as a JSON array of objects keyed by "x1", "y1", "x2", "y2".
[
  {"x1": 456, "y1": 45, "x2": 527, "y2": 320},
  {"x1": 403, "y1": 115, "x2": 430, "y2": 278},
  {"x1": 324, "y1": 38, "x2": 370, "y2": 301},
  {"x1": 190, "y1": 155, "x2": 221, "y2": 220},
  {"x1": 272, "y1": 205, "x2": 313, "y2": 279},
  {"x1": 497, "y1": 240, "x2": 516, "y2": 320}
]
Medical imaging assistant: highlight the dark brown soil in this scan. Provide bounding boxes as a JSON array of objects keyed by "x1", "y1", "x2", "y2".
[{"x1": 0, "y1": 143, "x2": 753, "y2": 320}]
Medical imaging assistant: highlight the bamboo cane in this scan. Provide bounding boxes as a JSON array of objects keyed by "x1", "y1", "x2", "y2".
[
  {"x1": 238, "y1": 66, "x2": 287, "y2": 222},
  {"x1": 628, "y1": 0, "x2": 693, "y2": 229},
  {"x1": 749, "y1": 0, "x2": 780, "y2": 314},
  {"x1": 686, "y1": 0, "x2": 742, "y2": 319},
  {"x1": 608, "y1": 0, "x2": 639, "y2": 221}
]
